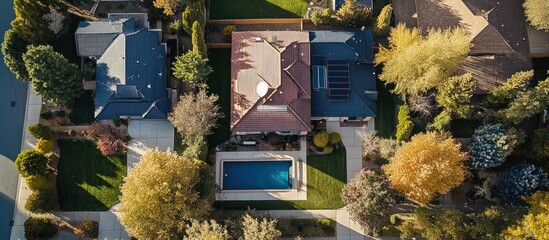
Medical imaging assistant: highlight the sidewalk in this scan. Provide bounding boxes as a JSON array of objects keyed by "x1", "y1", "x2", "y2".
[{"x1": 10, "y1": 88, "x2": 42, "y2": 240}]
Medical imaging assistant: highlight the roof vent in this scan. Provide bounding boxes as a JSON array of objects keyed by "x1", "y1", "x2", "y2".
[
  {"x1": 255, "y1": 37, "x2": 262, "y2": 42},
  {"x1": 269, "y1": 35, "x2": 277, "y2": 43},
  {"x1": 256, "y1": 81, "x2": 269, "y2": 97}
]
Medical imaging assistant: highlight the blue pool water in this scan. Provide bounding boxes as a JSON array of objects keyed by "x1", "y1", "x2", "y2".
[{"x1": 223, "y1": 161, "x2": 292, "y2": 190}]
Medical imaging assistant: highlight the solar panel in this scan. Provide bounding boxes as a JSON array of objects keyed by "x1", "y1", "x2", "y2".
[
  {"x1": 326, "y1": 59, "x2": 350, "y2": 100},
  {"x1": 329, "y1": 89, "x2": 350, "y2": 101}
]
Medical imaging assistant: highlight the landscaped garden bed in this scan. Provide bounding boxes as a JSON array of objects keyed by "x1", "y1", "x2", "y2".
[
  {"x1": 56, "y1": 139, "x2": 127, "y2": 211},
  {"x1": 277, "y1": 218, "x2": 336, "y2": 237}
]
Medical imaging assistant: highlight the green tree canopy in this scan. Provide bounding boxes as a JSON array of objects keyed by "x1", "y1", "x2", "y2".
[
  {"x1": 15, "y1": 149, "x2": 49, "y2": 177},
  {"x1": 182, "y1": 0, "x2": 205, "y2": 35},
  {"x1": 436, "y1": 73, "x2": 475, "y2": 118},
  {"x1": 192, "y1": 21, "x2": 207, "y2": 58},
  {"x1": 505, "y1": 191, "x2": 549, "y2": 239},
  {"x1": 485, "y1": 70, "x2": 533, "y2": 108},
  {"x1": 335, "y1": 0, "x2": 372, "y2": 27},
  {"x1": 374, "y1": 4, "x2": 393, "y2": 37},
  {"x1": 172, "y1": 51, "x2": 212, "y2": 89},
  {"x1": 497, "y1": 76, "x2": 549, "y2": 124},
  {"x1": 118, "y1": 149, "x2": 214, "y2": 239},
  {"x1": 396, "y1": 105, "x2": 413, "y2": 141},
  {"x1": 1, "y1": 29, "x2": 30, "y2": 80},
  {"x1": 184, "y1": 220, "x2": 230, "y2": 240},
  {"x1": 523, "y1": 0, "x2": 549, "y2": 31},
  {"x1": 375, "y1": 24, "x2": 471, "y2": 96},
  {"x1": 23, "y1": 45, "x2": 82, "y2": 105},
  {"x1": 12, "y1": 0, "x2": 57, "y2": 44}
]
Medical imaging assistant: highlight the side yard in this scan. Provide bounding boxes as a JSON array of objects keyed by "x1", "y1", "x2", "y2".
[
  {"x1": 209, "y1": 0, "x2": 308, "y2": 19},
  {"x1": 207, "y1": 49, "x2": 232, "y2": 149},
  {"x1": 216, "y1": 147, "x2": 347, "y2": 210},
  {"x1": 56, "y1": 139, "x2": 127, "y2": 211}
]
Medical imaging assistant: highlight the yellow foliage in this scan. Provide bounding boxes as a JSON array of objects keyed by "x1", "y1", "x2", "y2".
[
  {"x1": 153, "y1": 0, "x2": 178, "y2": 15},
  {"x1": 504, "y1": 191, "x2": 549, "y2": 240},
  {"x1": 383, "y1": 132, "x2": 468, "y2": 204},
  {"x1": 35, "y1": 139, "x2": 55, "y2": 154}
]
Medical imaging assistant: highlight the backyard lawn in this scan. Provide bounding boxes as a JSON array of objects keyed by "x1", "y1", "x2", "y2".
[
  {"x1": 209, "y1": 0, "x2": 308, "y2": 19},
  {"x1": 56, "y1": 139, "x2": 127, "y2": 211},
  {"x1": 216, "y1": 147, "x2": 347, "y2": 210},
  {"x1": 207, "y1": 49, "x2": 232, "y2": 149}
]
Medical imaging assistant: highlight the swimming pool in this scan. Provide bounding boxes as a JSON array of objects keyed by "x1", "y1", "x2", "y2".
[{"x1": 222, "y1": 160, "x2": 293, "y2": 190}]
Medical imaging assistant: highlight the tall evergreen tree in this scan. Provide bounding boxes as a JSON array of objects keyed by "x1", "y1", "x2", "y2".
[
  {"x1": 12, "y1": 0, "x2": 56, "y2": 44},
  {"x1": 192, "y1": 21, "x2": 207, "y2": 58},
  {"x1": 1, "y1": 29, "x2": 30, "y2": 80},
  {"x1": 182, "y1": 0, "x2": 204, "y2": 35}
]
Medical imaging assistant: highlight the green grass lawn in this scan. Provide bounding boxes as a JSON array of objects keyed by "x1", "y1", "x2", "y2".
[
  {"x1": 56, "y1": 139, "x2": 127, "y2": 211},
  {"x1": 375, "y1": 66, "x2": 401, "y2": 138},
  {"x1": 207, "y1": 49, "x2": 232, "y2": 149},
  {"x1": 216, "y1": 147, "x2": 347, "y2": 210},
  {"x1": 209, "y1": 0, "x2": 308, "y2": 19},
  {"x1": 69, "y1": 90, "x2": 95, "y2": 125}
]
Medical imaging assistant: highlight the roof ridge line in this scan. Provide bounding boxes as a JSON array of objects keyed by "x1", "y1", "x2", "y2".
[
  {"x1": 283, "y1": 60, "x2": 311, "y2": 99},
  {"x1": 282, "y1": 99, "x2": 312, "y2": 131}
]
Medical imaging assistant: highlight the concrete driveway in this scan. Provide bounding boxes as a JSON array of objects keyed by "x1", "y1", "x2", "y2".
[{"x1": 127, "y1": 120, "x2": 174, "y2": 172}]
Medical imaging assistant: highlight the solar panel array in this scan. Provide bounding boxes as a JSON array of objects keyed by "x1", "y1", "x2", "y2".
[{"x1": 327, "y1": 60, "x2": 350, "y2": 100}]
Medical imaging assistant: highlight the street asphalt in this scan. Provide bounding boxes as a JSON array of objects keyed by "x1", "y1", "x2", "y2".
[{"x1": 0, "y1": 0, "x2": 29, "y2": 238}]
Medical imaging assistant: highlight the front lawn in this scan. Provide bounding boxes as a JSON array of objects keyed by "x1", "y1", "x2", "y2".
[
  {"x1": 209, "y1": 0, "x2": 308, "y2": 19},
  {"x1": 216, "y1": 147, "x2": 347, "y2": 210},
  {"x1": 207, "y1": 49, "x2": 232, "y2": 149},
  {"x1": 57, "y1": 139, "x2": 127, "y2": 211}
]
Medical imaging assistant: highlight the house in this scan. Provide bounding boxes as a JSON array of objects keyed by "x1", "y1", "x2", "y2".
[
  {"x1": 230, "y1": 30, "x2": 376, "y2": 135},
  {"x1": 75, "y1": 13, "x2": 170, "y2": 120},
  {"x1": 414, "y1": 0, "x2": 532, "y2": 93}
]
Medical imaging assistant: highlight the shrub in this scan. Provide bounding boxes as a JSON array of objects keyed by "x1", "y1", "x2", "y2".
[
  {"x1": 499, "y1": 163, "x2": 549, "y2": 203},
  {"x1": 168, "y1": 20, "x2": 182, "y2": 34},
  {"x1": 222, "y1": 25, "x2": 236, "y2": 42},
  {"x1": 285, "y1": 144, "x2": 294, "y2": 151},
  {"x1": 24, "y1": 217, "x2": 57, "y2": 240},
  {"x1": 427, "y1": 111, "x2": 451, "y2": 131},
  {"x1": 40, "y1": 111, "x2": 54, "y2": 120},
  {"x1": 77, "y1": 220, "x2": 99, "y2": 238},
  {"x1": 53, "y1": 110, "x2": 66, "y2": 117},
  {"x1": 328, "y1": 132, "x2": 341, "y2": 144},
  {"x1": 35, "y1": 139, "x2": 55, "y2": 154},
  {"x1": 336, "y1": 0, "x2": 373, "y2": 27},
  {"x1": 27, "y1": 123, "x2": 52, "y2": 140},
  {"x1": 25, "y1": 175, "x2": 54, "y2": 191},
  {"x1": 15, "y1": 149, "x2": 49, "y2": 177},
  {"x1": 66, "y1": 129, "x2": 76, "y2": 136},
  {"x1": 311, "y1": 8, "x2": 331, "y2": 26},
  {"x1": 84, "y1": 122, "x2": 126, "y2": 155},
  {"x1": 469, "y1": 124, "x2": 517, "y2": 170},
  {"x1": 374, "y1": 4, "x2": 393, "y2": 37},
  {"x1": 323, "y1": 145, "x2": 334, "y2": 154},
  {"x1": 25, "y1": 189, "x2": 58, "y2": 213},
  {"x1": 113, "y1": 119, "x2": 122, "y2": 127},
  {"x1": 313, "y1": 131, "x2": 329, "y2": 148},
  {"x1": 529, "y1": 126, "x2": 549, "y2": 161},
  {"x1": 396, "y1": 105, "x2": 413, "y2": 141}
]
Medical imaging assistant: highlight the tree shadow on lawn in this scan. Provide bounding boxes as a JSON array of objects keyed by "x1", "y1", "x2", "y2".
[{"x1": 209, "y1": 0, "x2": 307, "y2": 19}]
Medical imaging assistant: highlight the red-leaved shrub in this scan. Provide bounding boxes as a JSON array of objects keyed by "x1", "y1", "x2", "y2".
[{"x1": 84, "y1": 122, "x2": 125, "y2": 156}]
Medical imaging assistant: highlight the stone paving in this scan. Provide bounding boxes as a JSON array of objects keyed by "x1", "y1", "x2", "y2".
[{"x1": 127, "y1": 119, "x2": 174, "y2": 172}]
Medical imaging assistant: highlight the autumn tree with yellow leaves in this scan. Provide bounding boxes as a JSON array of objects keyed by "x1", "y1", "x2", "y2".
[
  {"x1": 384, "y1": 132, "x2": 468, "y2": 204},
  {"x1": 504, "y1": 191, "x2": 549, "y2": 240}
]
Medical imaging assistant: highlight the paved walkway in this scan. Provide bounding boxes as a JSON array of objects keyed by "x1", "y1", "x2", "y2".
[
  {"x1": 127, "y1": 119, "x2": 174, "y2": 173},
  {"x1": 10, "y1": 88, "x2": 42, "y2": 240}
]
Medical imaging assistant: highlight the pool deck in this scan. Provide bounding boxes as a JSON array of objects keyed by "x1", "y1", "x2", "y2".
[{"x1": 215, "y1": 137, "x2": 307, "y2": 201}]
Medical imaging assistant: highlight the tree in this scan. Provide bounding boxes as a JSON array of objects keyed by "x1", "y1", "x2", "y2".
[
  {"x1": 172, "y1": 51, "x2": 212, "y2": 89},
  {"x1": 498, "y1": 76, "x2": 549, "y2": 124},
  {"x1": 184, "y1": 220, "x2": 230, "y2": 240},
  {"x1": 15, "y1": 150, "x2": 49, "y2": 177},
  {"x1": 83, "y1": 122, "x2": 125, "y2": 156},
  {"x1": 384, "y1": 132, "x2": 468, "y2": 204},
  {"x1": 436, "y1": 73, "x2": 475, "y2": 118},
  {"x1": 375, "y1": 24, "x2": 471, "y2": 96},
  {"x1": 27, "y1": 123, "x2": 52, "y2": 140},
  {"x1": 396, "y1": 105, "x2": 413, "y2": 141},
  {"x1": 469, "y1": 124, "x2": 519, "y2": 170},
  {"x1": 311, "y1": 8, "x2": 331, "y2": 26},
  {"x1": 2, "y1": 29, "x2": 30, "y2": 80},
  {"x1": 374, "y1": 4, "x2": 393, "y2": 37},
  {"x1": 427, "y1": 111, "x2": 451, "y2": 131},
  {"x1": 529, "y1": 126, "x2": 549, "y2": 161},
  {"x1": 408, "y1": 93, "x2": 435, "y2": 119},
  {"x1": 523, "y1": 0, "x2": 549, "y2": 31},
  {"x1": 504, "y1": 191, "x2": 549, "y2": 240},
  {"x1": 12, "y1": 0, "x2": 56, "y2": 44},
  {"x1": 407, "y1": 207, "x2": 467, "y2": 240},
  {"x1": 485, "y1": 70, "x2": 533, "y2": 108},
  {"x1": 341, "y1": 169, "x2": 396, "y2": 236},
  {"x1": 357, "y1": 128, "x2": 380, "y2": 157},
  {"x1": 23, "y1": 45, "x2": 82, "y2": 106},
  {"x1": 192, "y1": 21, "x2": 207, "y2": 58},
  {"x1": 335, "y1": 0, "x2": 373, "y2": 27},
  {"x1": 24, "y1": 217, "x2": 58, "y2": 240},
  {"x1": 153, "y1": 0, "x2": 180, "y2": 16},
  {"x1": 43, "y1": 9, "x2": 65, "y2": 34},
  {"x1": 182, "y1": 0, "x2": 205, "y2": 35},
  {"x1": 468, "y1": 205, "x2": 526, "y2": 240},
  {"x1": 499, "y1": 163, "x2": 548, "y2": 203},
  {"x1": 241, "y1": 213, "x2": 281, "y2": 240},
  {"x1": 169, "y1": 89, "x2": 223, "y2": 141},
  {"x1": 118, "y1": 149, "x2": 214, "y2": 239},
  {"x1": 25, "y1": 189, "x2": 58, "y2": 213}
]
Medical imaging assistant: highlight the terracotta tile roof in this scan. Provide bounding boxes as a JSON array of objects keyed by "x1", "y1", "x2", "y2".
[
  {"x1": 415, "y1": 0, "x2": 532, "y2": 93},
  {"x1": 230, "y1": 31, "x2": 312, "y2": 132}
]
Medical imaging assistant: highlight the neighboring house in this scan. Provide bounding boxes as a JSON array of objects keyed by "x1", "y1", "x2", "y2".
[
  {"x1": 415, "y1": 0, "x2": 532, "y2": 93},
  {"x1": 527, "y1": 25, "x2": 549, "y2": 58},
  {"x1": 230, "y1": 30, "x2": 376, "y2": 135},
  {"x1": 333, "y1": 0, "x2": 373, "y2": 11},
  {"x1": 75, "y1": 13, "x2": 171, "y2": 120}
]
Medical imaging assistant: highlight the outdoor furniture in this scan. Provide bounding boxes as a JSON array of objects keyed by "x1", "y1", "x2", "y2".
[{"x1": 241, "y1": 140, "x2": 257, "y2": 146}]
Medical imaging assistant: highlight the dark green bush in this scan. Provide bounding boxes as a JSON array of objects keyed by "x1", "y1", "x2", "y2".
[
  {"x1": 24, "y1": 217, "x2": 57, "y2": 240},
  {"x1": 78, "y1": 220, "x2": 99, "y2": 238},
  {"x1": 15, "y1": 149, "x2": 49, "y2": 177},
  {"x1": 25, "y1": 175, "x2": 54, "y2": 191},
  {"x1": 324, "y1": 145, "x2": 334, "y2": 154},
  {"x1": 529, "y1": 126, "x2": 549, "y2": 161},
  {"x1": 53, "y1": 110, "x2": 66, "y2": 117},
  {"x1": 40, "y1": 112, "x2": 54, "y2": 120},
  {"x1": 328, "y1": 132, "x2": 341, "y2": 144},
  {"x1": 27, "y1": 123, "x2": 52, "y2": 140},
  {"x1": 25, "y1": 189, "x2": 58, "y2": 214}
]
